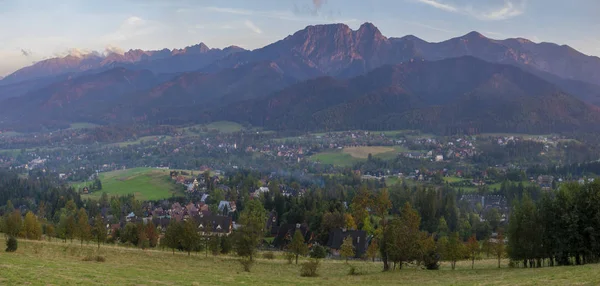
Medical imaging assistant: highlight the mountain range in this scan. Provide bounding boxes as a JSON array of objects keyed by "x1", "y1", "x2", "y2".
[{"x1": 2, "y1": 22, "x2": 600, "y2": 134}]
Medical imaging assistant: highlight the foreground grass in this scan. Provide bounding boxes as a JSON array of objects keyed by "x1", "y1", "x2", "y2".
[
  {"x1": 80, "y1": 168, "x2": 182, "y2": 201},
  {"x1": 2, "y1": 237, "x2": 600, "y2": 285}
]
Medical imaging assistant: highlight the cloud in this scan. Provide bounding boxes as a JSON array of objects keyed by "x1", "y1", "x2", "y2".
[
  {"x1": 205, "y1": 6, "x2": 253, "y2": 15},
  {"x1": 101, "y1": 16, "x2": 159, "y2": 43},
  {"x1": 20, "y1": 49, "x2": 32, "y2": 57},
  {"x1": 244, "y1": 20, "x2": 263, "y2": 34},
  {"x1": 416, "y1": 0, "x2": 457, "y2": 12},
  {"x1": 474, "y1": 1, "x2": 524, "y2": 20},
  {"x1": 403, "y1": 21, "x2": 456, "y2": 33},
  {"x1": 414, "y1": 0, "x2": 525, "y2": 21},
  {"x1": 104, "y1": 45, "x2": 124, "y2": 55}
]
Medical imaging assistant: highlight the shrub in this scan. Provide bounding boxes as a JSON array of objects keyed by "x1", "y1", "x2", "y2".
[
  {"x1": 5, "y1": 236, "x2": 18, "y2": 252},
  {"x1": 310, "y1": 245, "x2": 327, "y2": 259},
  {"x1": 348, "y1": 264, "x2": 359, "y2": 276},
  {"x1": 239, "y1": 258, "x2": 254, "y2": 272},
  {"x1": 82, "y1": 255, "x2": 106, "y2": 262},
  {"x1": 284, "y1": 252, "x2": 295, "y2": 264},
  {"x1": 262, "y1": 252, "x2": 275, "y2": 260},
  {"x1": 300, "y1": 259, "x2": 320, "y2": 277},
  {"x1": 422, "y1": 250, "x2": 441, "y2": 270}
]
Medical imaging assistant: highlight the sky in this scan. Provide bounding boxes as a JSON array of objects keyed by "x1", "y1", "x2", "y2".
[{"x1": 0, "y1": 0, "x2": 599, "y2": 76}]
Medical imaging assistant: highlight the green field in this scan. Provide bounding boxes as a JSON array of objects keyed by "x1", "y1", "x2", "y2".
[
  {"x1": 2, "y1": 237, "x2": 600, "y2": 285},
  {"x1": 112, "y1": 135, "x2": 173, "y2": 147},
  {"x1": 206, "y1": 121, "x2": 243, "y2": 133},
  {"x1": 0, "y1": 131, "x2": 22, "y2": 137},
  {"x1": 310, "y1": 151, "x2": 361, "y2": 167},
  {"x1": 310, "y1": 146, "x2": 406, "y2": 167},
  {"x1": 69, "y1": 122, "x2": 100, "y2": 130},
  {"x1": 80, "y1": 168, "x2": 182, "y2": 201}
]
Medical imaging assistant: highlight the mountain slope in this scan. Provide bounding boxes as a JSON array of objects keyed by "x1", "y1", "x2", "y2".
[
  {"x1": 394, "y1": 32, "x2": 600, "y2": 87},
  {"x1": 220, "y1": 56, "x2": 600, "y2": 134},
  {"x1": 0, "y1": 44, "x2": 246, "y2": 85},
  {"x1": 204, "y1": 22, "x2": 417, "y2": 79}
]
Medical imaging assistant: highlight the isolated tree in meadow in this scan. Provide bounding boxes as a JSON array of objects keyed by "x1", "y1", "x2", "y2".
[
  {"x1": 367, "y1": 239, "x2": 379, "y2": 262},
  {"x1": 76, "y1": 208, "x2": 91, "y2": 246},
  {"x1": 444, "y1": 232, "x2": 465, "y2": 270},
  {"x1": 466, "y1": 235, "x2": 480, "y2": 269},
  {"x1": 145, "y1": 221, "x2": 159, "y2": 248},
  {"x1": 419, "y1": 233, "x2": 440, "y2": 270},
  {"x1": 386, "y1": 203, "x2": 421, "y2": 270},
  {"x1": 180, "y1": 219, "x2": 200, "y2": 256},
  {"x1": 163, "y1": 220, "x2": 182, "y2": 254},
  {"x1": 494, "y1": 233, "x2": 505, "y2": 268},
  {"x1": 289, "y1": 229, "x2": 308, "y2": 264},
  {"x1": 373, "y1": 189, "x2": 392, "y2": 271},
  {"x1": 23, "y1": 211, "x2": 42, "y2": 240},
  {"x1": 92, "y1": 215, "x2": 107, "y2": 250},
  {"x1": 340, "y1": 236, "x2": 355, "y2": 262},
  {"x1": 4, "y1": 210, "x2": 22, "y2": 238},
  {"x1": 138, "y1": 228, "x2": 150, "y2": 250},
  {"x1": 45, "y1": 224, "x2": 55, "y2": 241},
  {"x1": 235, "y1": 200, "x2": 267, "y2": 261}
]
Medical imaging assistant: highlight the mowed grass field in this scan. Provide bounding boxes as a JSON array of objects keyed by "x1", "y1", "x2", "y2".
[
  {"x1": 112, "y1": 135, "x2": 173, "y2": 147},
  {"x1": 2, "y1": 237, "x2": 600, "y2": 285},
  {"x1": 310, "y1": 146, "x2": 406, "y2": 166},
  {"x1": 80, "y1": 168, "x2": 182, "y2": 201}
]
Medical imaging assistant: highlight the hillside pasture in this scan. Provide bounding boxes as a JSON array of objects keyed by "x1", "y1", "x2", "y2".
[
  {"x1": 1, "y1": 237, "x2": 600, "y2": 285},
  {"x1": 80, "y1": 168, "x2": 182, "y2": 201}
]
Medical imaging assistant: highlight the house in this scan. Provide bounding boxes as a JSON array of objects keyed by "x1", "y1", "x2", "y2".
[
  {"x1": 193, "y1": 213, "x2": 233, "y2": 236},
  {"x1": 537, "y1": 175, "x2": 554, "y2": 190},
  {"x1": 273, "y1": 223, "x2": 312, "y2": 248},
  {"x1": 218, "y1": 201, "x2": 236, "y2": 215},
  {"x1": 327, "y1": 228, "x2": 368, "y2": 258},
  {"x1": 252, "y1": 186, "x2": 270, "y2": 198}
]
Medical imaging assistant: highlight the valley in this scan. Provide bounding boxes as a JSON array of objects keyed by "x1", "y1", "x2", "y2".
[{"x1": 3, "y1": 12, "x2": 600, "y2": 286}]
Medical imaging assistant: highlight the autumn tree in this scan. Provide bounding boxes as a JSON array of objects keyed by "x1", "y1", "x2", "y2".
[
  {"x1": 4, "y1": 210, "x2": 22, "y2": 238},
  {"x1": 45, "y1": 224, "x2": 55, "y2": 241},
  {"x1": 340, "y1": 236, "x2": 355, "y2": 262},
  {"x1": 145, "y1": 221, "x2": 159, "y2": 248},
  {"x1": 466, "y1": 235, "x2": 480, "y2": 269},
  {"x1": 23, "y1": 211, "x2": 42, "y2": 240},
  {"x1": 367, "y1": 239, "x2": 379, "y2": 262},
  {"x1": 344, "y1": 213, "x2": 357, "y2": 230},
  {"x1": 76, "y1": 208, "x2": 91, "y2": 246},
  {"x1": 351, "y1": 186, "x2": 372, "y2": 230},
  {"x1": 289, "y1": 229, "x2": 308, "y2": 264},
  {"x1": 373, "y1": 189, "x2": 392, "y2": 271},
  {"x1": 386, "y1": 202, "x2": 421, "y2": 270},
  {"x1": 92, "y1": 215, "x2": 107, "y2": 249}
]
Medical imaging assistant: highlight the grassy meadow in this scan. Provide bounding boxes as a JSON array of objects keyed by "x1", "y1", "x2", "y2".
[
  {"x1": 80, "y1": 168, "x2": 182, "y2": 201},
  {"x1": 310, "y1": 146, "x2": 406, "y2": 167},
  {"x1": 112, "y1": 135, "x2": 173, "y2": 147},
  {"x1": 1, "y1": 236, "x2": 599, "y2": 285}
]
